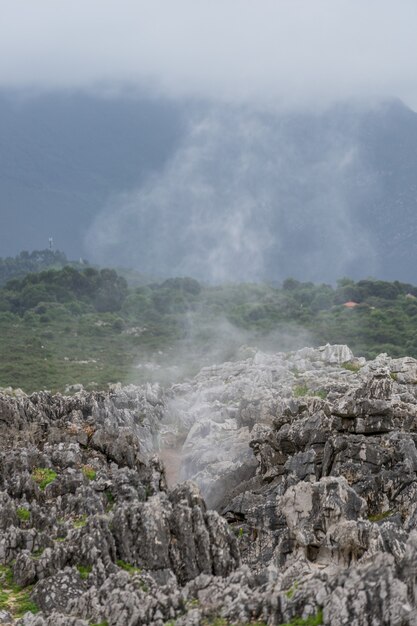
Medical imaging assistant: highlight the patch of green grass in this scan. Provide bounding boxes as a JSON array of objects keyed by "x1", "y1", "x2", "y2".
[
  {"x1": 390, "y1": 372, "x2": 398, "y2": 381},
  {"x1": 14, "y1": 594, "x2": 39, "y2": 618},
  {"x1": 186, "y1": 598, "x2": 200, "y2": 609},
  {"x1": 285, "y1": 581, "x2": 299, "y2": 599},
  {"x1": 0, "y1": 589, "x2": 9, "y2": 606},
  {"x1": 90, "y1": 622, "x2": 109, "y2": 626},
  {"x1": 82, "y1": 465, "x2": 97, "y2": 481},
  {"x1": 16, "y1": 507, "x2": 30, "y2": 522},
  {"x1": 278, "y1": 609, "x2": 323, "y2": 626},
  {"x1": 233, "y1": 526, "x2": 245, "y2": 539},
  {"x1": 105, "y1": 491, "x2": 115, "y2": 504},
  {"x1": 31, "y1": 548, "x2": 44, "y2": 559},
  {"x1": 77, "y1": 564, "x2": 92, "y2": 580},
  {"x1": 32, "y1": 468, "x2": 57, "y2": 490},
  {"x1": 293, "y1": 385, "x2": 327, "y2": 399},
  {"x1": 311, "y1": 390, "x2": 327, "y2": 399},
  {"x1": 341, "y1": 361, "x2": 361, "y2": 372},
  {"x1": 293, "y1": 385, "x2": 309, "y2": 397},
  {"x1": 138, "y1": 581, "x2": 149, "y2": 593},
  {"x1": 368, "y1": 510, "x2": 393, "y2": 523},
  {"x1": 0, "y1": 565, "x2": 39, "y2": 617},
  {"x1": 73, "y1": 514, "x2": 88, "y2": 528},
  {"x1": 201, "y1": 618, "x2": 265, "y2": 626},
  {"x1": 0, "y1": 564, "x2": 14, "y2": 586},
  {"x1": 116, "y1": 560, "x2": 142, "y2": 575}
]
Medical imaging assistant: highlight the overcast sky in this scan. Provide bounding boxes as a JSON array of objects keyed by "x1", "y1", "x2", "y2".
[{"x1": 1, "y1": 0, "x2": 417, "y2": 109}]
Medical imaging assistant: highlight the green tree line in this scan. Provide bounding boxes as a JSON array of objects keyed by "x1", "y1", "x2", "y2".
[{"x1": 1, "y1": 261, "x2": 417, "y2": 392}]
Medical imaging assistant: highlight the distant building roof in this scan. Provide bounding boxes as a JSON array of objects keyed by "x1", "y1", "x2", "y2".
[{"x1": 343, "y1": 301, "x2": 359, "y2": 308}]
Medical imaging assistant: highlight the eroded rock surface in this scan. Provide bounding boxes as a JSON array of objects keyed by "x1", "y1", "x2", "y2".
[{"x1": 2, "y1": 344, "x2": 417, "y2": 624}]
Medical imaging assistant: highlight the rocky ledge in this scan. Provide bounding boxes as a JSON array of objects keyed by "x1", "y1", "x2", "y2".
[{"x1": 2, "y1": 345, "x2": 417, "y2": 625}]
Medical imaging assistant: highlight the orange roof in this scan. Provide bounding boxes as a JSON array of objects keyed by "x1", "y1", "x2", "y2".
[{"x1": 343, "y1": 301, "x2": 359, "y2": 308}]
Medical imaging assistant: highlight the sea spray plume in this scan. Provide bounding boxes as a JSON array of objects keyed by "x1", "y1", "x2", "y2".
[
  {"x1": 131, "y1": 305, "x2": 316, "y2": 389},
  {"x1": 152, "y1": 312, "x2": 316, "y2": 494},
  {"x1": 86, "y1": 107, "x2": 276, "y2": 282},
  {"x1": 86, "y1": 103, "x2": 378, "y2": 283},
  {"x1": 158, "y1": 344, "x2": 358, "y2": 508}
]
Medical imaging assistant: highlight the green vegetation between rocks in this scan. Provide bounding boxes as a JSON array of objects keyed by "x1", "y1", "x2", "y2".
[
  {"x1": 32, "y1": 548, "x2": 44, "y2": 559},
  {"x1": 293, "y1": 386, "x2": 327, "y2": 399},
  {"x1": 312, "y1": 390, "x2": 328, "y2": 399},
  {"x1": 77, "y1": 564, "x2": 93, "y2": 580},
  {"x1": 368, "y1": 510, "x2": 394, "y2": 522},
  {"x1": 2, "y1": 260, "x2": 417, "y2": 392},
  {"x1": 293, "y1": 385, "x2": 309, "y2": 397},
  {"x1": 73, "y1": 514, "x2": 88, "y2": 528},
  {"x1": 82, "y1": 465, "x2": 97, "y2": 480},
  {"x1": 16, "y1": 507, "x2": 30, "y2": 522},
  {"x1": 341, "y1": 361, "x2": 362, "y2": 372},
  {"x1": 198, "y1": 617, "x2": 267, "y2": 626},
  {"x1": 31, "y1": 468, "x2": 57, "y2": 490},
  {"x1": 0, "y1": 564, "x2": 39, "y2": 617},
  {"x1": 116, "y1": 560, "x2": 142, "y2": 575},
  {"x1": 285, "y1": 581, "x2": 299, "y2": 599},
  {"x1": 278, "y1": 610, "x2": 323, "y2": 626}
]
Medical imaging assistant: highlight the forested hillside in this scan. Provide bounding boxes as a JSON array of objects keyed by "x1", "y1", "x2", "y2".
[
  {"x1": 0, "y1": 249, "x2": 80, "y2": 286},
  {"x1": 1, "y1": 264, "x2": 417, "y2": 392}
]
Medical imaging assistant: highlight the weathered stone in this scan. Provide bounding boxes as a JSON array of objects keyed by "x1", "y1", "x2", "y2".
[{"x1": 3, "y1": 344, "x2": 417, "y2": 624}]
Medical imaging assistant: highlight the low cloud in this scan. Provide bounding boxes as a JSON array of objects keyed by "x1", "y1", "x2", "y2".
[{"x1": 1, "y1": 1, "x2": 417, "y2": 110}]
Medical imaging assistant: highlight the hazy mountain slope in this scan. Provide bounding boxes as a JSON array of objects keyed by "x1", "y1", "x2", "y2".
[
  {"x1": 0, "y1": 90, "x2": 184, "y2": 259},
  {"x1": 1, "y1": 92, "x2": 417, "y2": 283},
  {"x1": 354, "y1": 100, "x2": 417, "y2": 280}
]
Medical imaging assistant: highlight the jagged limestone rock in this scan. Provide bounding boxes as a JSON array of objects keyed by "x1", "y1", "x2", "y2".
[{"x1": 3, "y1": 345, "x2": 417, "y2": 624}]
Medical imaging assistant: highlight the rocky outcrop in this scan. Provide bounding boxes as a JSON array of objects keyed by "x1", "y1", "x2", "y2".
[
  {"x1": 0, "y1": 385, "x2": 239, "y2": 625},
  {"x1": 3, "y1": 344, "x2": 417, "y2": 624}
]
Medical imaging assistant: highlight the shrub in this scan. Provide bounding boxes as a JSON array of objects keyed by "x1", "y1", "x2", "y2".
[
  {"x1": 16, "y1": 507, "x2": 30, "y2": 522},
  {"x1": 77, "y1": 564, "x2": 92, "y2": 580}
]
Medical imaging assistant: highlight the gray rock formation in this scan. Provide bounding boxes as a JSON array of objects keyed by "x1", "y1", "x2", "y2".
[{"x1": 3, "y1": 344, "x2": 417, "y2": 624}]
